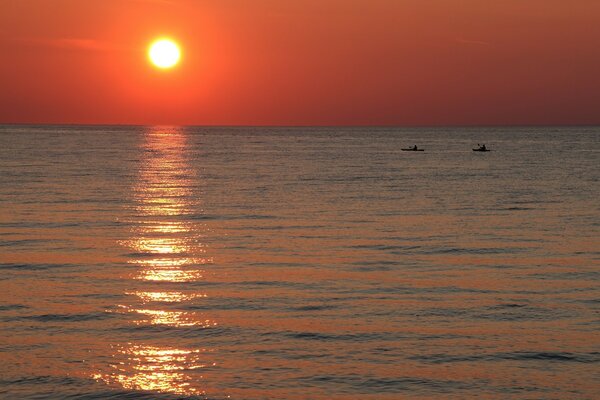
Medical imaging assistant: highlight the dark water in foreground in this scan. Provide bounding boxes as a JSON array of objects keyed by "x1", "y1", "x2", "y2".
[{"x1": 0, "y1": 125, "x2": 598, "y2": 399}]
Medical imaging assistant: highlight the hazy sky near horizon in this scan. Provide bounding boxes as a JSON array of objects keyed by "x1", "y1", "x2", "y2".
[{"x1": 1, "y1": 0, "x2": 599, "y2": 126}]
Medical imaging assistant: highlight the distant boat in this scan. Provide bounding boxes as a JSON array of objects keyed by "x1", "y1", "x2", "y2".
[
  {"x1": 473, "y1": 144, "x2": 490, "y2": 152},
  {"x1": 401, "y1": 146, "x2": 424, "y2": 151}
]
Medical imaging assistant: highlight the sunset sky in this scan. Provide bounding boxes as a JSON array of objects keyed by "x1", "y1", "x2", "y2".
[{"x1": 1, "y1": 0, "x2": 599, "y2": 126}]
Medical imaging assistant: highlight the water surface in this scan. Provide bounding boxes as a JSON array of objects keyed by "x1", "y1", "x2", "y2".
[{"x1": 0, "y1": 126, "x2": 598, "y2": 399}]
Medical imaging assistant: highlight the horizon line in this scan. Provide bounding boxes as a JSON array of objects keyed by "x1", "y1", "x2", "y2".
[{"x1": 2, "y1": 122, "x2": 600, "y2": 129}]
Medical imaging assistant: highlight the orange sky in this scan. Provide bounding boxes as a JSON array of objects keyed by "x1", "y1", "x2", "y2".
[{"x1": 1, "y1": 0, "x2": 599, "y2": 126}]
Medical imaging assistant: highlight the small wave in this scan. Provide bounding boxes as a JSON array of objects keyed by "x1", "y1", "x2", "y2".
[
  {"x1": 420, "y1": 246, "x2": 527, "y2": 255},
  {"x1": 111, "y1": 322, "x2": 228, "y2": 339},
  {"x1": 352, "y1": 260, "x2": 400, "y2": 266},
  {"x1": 347, "y1": 244, "x2": 421, "y2": 251},
  {"x1": 0, "y1": 342, "x2": 48, "y2": 352},
  {"x1": 0, "y1": 239, "x2": 59, "y2": 247},
  {"x1": 280, "y1": 331, "x2": 397, "y2": 342},
  {"x1": 0, "y1": 375, "x2": 211, "y2": 400},
  {"x1": 346, "y1": 244, "x2": 527, "y2": 255},
  {"x1": 474, "y1": 308, "x2": 570, "y2": 322},
  {"x1": 21, "y1": 312, "x2": 113, "y2": 323},
  {"x1": 237, "y1": 280, "x2": 317, "y2": 290},
  {"x1": 489, "y1": 303, "x2": 528, "y2": 309},
  {"x1": 189, "y1": 213, "x2": 277, "y2": 221},
  {"x1": 504, "y1": 352, "x2": 600, "y2": 362},
  {"x1": 249, "y1": 224, "x2": 327, "y2": 231},
  {"x1": 426, "y1": 286, "x2": 497, "y2": 294},
  {"x1": 352, "y1": 264, "x2": 393, "y2": 271},
  {"x1": 0, "y1": 304, "x2": 29, "y2": 311},
  {"x1": 525, "y1": 271, "x2": 600, "y2": 281},
  {"x1": 0, "y1": 221, "x2": 82, "y2": 228},
  {"x1": 0, "y1": 263, "x2": 79, "y2": 270},
  {"x1": 289, "y1": 304, "x2": 338, "y2": 312},
  {"x1": 0, "y1": 375, "x2": 81, "y2": 387},
  {"x1": 292, "y1": 374, "x2": 481, "y2": 393},
  {"x1": 186, "y1": 300, "x2": 268, "y2": 311},
  {"x1": 411, "y1": 351, "x2": 600, "y2": 364},
  {"x1": 350, "y1": 260, "x2": 401, "y2": 271}
]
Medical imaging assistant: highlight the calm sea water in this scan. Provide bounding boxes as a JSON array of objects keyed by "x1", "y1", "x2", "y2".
[{"x1": 0, "y1": 125, "x2": 598, "y2": 399}]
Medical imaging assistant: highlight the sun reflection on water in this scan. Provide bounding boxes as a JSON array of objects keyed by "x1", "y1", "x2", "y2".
[
  {"x1": 96, "y1": 127, "x2": 216, "y2": 397},
  {"x1": 128, "y1": 291, "x2": 206, "y2": 303},
  {"x1": 135, "y1": 265, "x2": 205, "y2": 282},
  {"x1": 93, "y1": 345, "x2": 214, "y2": 396},
  {"x1": 114, "y1": 305, "x2": 216, "y2": 327},
  {"x1": 142, "y1": 220, "x2": 191, "y2": 234},
  {"x1": 134, "y1": 309, "x2": 216, "y2": 327},
  {"x1": 130, "y1": 237, "x2": 189, "y2": 254}
]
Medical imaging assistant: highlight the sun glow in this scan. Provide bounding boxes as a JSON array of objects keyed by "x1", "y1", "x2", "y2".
[{"x1": 148, "y1": 39, "x2": 181, "y2": 69}]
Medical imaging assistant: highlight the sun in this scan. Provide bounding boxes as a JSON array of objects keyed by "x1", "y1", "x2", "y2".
[{"x1": 148, "y1": 39, "x2": 181, "y2": 69}]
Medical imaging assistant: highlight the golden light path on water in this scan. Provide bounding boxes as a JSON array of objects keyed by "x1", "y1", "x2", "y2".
[
  {"x1": 94, "y1": 345, "x2": 214, "y2": 396},
  {"x1": 129, "y1": 291, "x2": 206, "y2": 303},
  {"x1": 94, "y1": 127, "x2": 216, "y2": 396}
]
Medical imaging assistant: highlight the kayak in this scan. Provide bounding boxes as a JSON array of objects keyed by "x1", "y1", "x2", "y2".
[
  {"x1": 472, "y1": 148, "x2": 490, "y2": 152},
  {"x1": 401, "y1": 148, "x2": 424, "y2": 151}
]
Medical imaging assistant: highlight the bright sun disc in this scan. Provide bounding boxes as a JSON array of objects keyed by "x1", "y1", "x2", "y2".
[{"x1": 148, "y1": 39, "x2": 181, "y2": 69}]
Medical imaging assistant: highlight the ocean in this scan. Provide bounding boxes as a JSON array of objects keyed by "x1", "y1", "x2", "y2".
[{"x1": 0, "y1": 125, "x2": 598, "y2": 399}]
